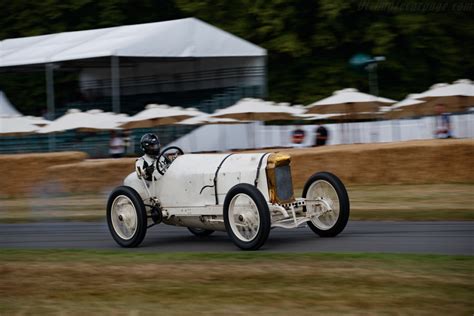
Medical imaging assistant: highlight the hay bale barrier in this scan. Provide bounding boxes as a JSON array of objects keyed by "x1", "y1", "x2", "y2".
[
  {"x1": 286, "y1": 139, "x2": 474, "y2": 188},
  {"x1": 0, "y1": 139, "x2": 472, "y2": 197},
  {"x1": 47, "y1": 158, "x2": 136, "y2": 194},
  {"x1": 0, "y1": 152, "x2": 88, "y2": 198}
]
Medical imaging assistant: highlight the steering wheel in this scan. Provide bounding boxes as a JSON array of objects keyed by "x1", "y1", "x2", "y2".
[{"x1": 156, "y1": 146, "x2": 184, "y2": 175}]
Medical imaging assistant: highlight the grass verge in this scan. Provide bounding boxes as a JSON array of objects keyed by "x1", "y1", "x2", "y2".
[
  {"x1": 0, "y1": 250, "x2": 472, "y2": 315},
  {"x1": 347, "y1": 183, "x2": 474, "y2": 220}
]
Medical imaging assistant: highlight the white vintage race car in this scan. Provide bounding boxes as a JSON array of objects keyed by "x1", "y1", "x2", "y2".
[{"x1": 106, "y1": 147, "x2": 350, "y2": 250}]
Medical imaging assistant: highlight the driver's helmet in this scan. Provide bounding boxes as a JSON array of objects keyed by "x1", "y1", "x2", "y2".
[{"x1": 140, "y1": 133, "x2": 161, "y2": 157}]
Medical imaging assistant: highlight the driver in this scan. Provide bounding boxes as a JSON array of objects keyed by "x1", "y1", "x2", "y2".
[{"x1": 136, "y1": 133, "x2": 161, "y2": 181}]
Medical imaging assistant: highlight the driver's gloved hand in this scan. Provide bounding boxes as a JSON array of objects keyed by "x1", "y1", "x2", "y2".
[{"x1": 145, "y1": 165, "x2": 155, "y2": 176}]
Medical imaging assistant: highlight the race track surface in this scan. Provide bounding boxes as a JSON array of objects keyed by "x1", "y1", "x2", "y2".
[{"x1": 0, "y1": 221, "x2": 472, "y2": 255}]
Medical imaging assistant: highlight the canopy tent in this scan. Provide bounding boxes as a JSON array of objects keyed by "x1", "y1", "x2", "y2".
[
  {"x1": 177, "y1": 115, "x2": 247, "y2": 125},
  {"x1": 0, "y1": 91, "x2": 22, "y2": 116},
  {"x1": 275, "y1": 102, "x2": 307, "y2": 118},
  {"x1": 416, "y1": 79, "x2": 474, "y2": 115},
  {"x1": 38, "y1": 109, "x2": 127, "y2": 133},
  {"x1": 209, "y1": 98, "x2": 305, "y2": 148},
  {"x1": 384, "y1": 80, "x2": 474, "y2": 118},
  {"x1": 420, "y1": 79, "x2": 474, "y2": 99},
  {"x1": 0, "y1": 91, "x2": 50, "y2": 135},
  {"x1": 298, "y1": 113, "x2": 341, "y2": 121},
  {"x1": 23, "y1": 116, "x2": 51, "y2": 127},
  {"x1": 385, "y1": 94, "x2": 426, "y2": 119},
  {"x1": 305, "y1": 88, "x2": 396, "y2": 144},
  {"x1": 181, "y1": 107, "x2": 209, "y2": 118},
  {"x1": 306, "y1": 88, "x2": 396, "y2": 115},
  {"x1": 120, "y1": 104, "x2": 205, "y2": 129},
  {"x1": 383, "y1": 93, "x2": 426, "y2": 119},
  {"x1": 0, "y1": 18, "x2": 266, "y2": 67},
  {"x1": 210, "y1": 98, "x2": 305, "y2": 121},
  {"x1": 0, "y1": 116, "x2": 39, "y2": 136}
]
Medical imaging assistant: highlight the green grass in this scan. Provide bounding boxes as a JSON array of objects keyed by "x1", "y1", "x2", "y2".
[
  {"x1": 0, "y1": 193, "x2": 106, "y2": 223},
  {"x1": 347, "y1": 183, "x2": 474, "y2": 220},
  {"x1": 0, "y1": 250, "x2": 472, "y2": 315},
  {"x1": 0, "y1": 184, "x2": 473, "y2": 222}
]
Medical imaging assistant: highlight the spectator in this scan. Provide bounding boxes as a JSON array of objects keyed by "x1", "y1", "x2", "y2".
[
  {"x1": 123, "y1": 129, "x2": 134, "y2": 155},
  {"x1": 434, "y1": 104, "x2": 452, "y2": 139},
  {"x1": 292, "y1": 128, "x2": 306, "y2": 147},
  {"x1": 109, "y1": 131, "x2": 125, "y2": 158},
  {"x1": 314, "y1": 125, "x2": 329, "y2": 146}
]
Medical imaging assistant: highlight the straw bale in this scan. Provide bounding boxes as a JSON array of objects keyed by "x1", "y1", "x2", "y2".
[
  {"x1": 1, "y1": 139, "x2": 472, "y2": 197},
  {"x1": 283, "y1": 139, "x2": 474, "y2": 187},
  {"x1": 0, "y1": 152, "x2": 88, "y2": 197},
  {"x1": 47, "y1": 158, "x2": 136, "y2": 194}
]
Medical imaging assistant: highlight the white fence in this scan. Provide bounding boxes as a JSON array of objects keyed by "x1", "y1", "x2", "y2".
[{"x1": 170, "y1": 113, "x2": 474, "y2": 152}]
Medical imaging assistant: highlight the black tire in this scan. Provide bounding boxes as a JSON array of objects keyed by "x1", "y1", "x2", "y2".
[
  {"x1": 223, "y1": 183, "x2": 271, "y2": 250},
  {"x1": 187, "y1": 227, "x2": 215, "y2": 237},
  {"x1": 156, "y1": 146, "x2": 184, "y2": 175},
  {"x1": 106, "y1": 186, "x2": 148, "y2": 247},
  {"x1": 302, "y1": 172, "x2": 350, "y2": 237}
]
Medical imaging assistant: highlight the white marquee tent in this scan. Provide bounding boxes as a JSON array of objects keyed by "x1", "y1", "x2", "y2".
[
  {"x1": 0, "y1": 18, "x2": 266, "y2": 67},
  {"x1": 0, "y1": 91, "x2": 22, "y2": 116},
  {"x1": 0, "y1": 18, "x2": 267, "y2": 151},
  {"x1": 0, "y1": 17, "x2": 267, "y2": 117}
]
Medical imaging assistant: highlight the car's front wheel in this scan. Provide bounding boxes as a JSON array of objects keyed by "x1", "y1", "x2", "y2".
[
  {"x1": 302, "y1": 172, "x2": 350, "y2": 237},
  {"x1": 223, "y1": 183, "x2": 271, "y2": 250},
  {"x1": 107, "y1": 186, "x2": 148, "y2": 247}
]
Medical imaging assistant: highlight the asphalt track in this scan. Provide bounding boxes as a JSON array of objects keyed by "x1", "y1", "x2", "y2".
[{"x1": 0, "y1": 221, "x2": 472, "y2": 254}]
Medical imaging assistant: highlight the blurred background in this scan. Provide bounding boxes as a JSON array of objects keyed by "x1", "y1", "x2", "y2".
[{"x1": 0, "y1": 0, "x2": 473, "y2": 156}]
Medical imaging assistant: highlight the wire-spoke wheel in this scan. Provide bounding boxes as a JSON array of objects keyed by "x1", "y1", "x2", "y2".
[
  {"x1": 107, "y1": 186, "x2": 148, "y2": 247},
  {"x1": 224, "y1": 184, "x2": 270, "y2": 250},
  {"x1": 303, "y1": 172, "x2": 350, "y2": 237}
]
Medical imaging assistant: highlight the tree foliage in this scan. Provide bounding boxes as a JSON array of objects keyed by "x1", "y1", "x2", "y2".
[
  {"x1": 177, "y1": 0, "x2": 473, "y2": 103},
  {"x1": 0, "y1": 0, "x2": 473, "y2": 114}
]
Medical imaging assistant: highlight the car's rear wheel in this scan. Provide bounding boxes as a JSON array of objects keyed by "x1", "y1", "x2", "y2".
[
  {"x1": 303, "y1": 172, "x2": 350, "y2": 237},
  {"x1": 187, "y1": 227, "x2": 215, "y2": 237},
  {"x1": 224, "y1": 183, "x2": 271, "y2": 250},
  {"x1": 107, "y1": 186, "x2": 147, "y2": 247}
]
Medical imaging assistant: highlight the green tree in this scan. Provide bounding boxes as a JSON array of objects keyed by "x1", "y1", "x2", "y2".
[{"x1": 178, "y1": 0, "x2": 474, "y2": 103}]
